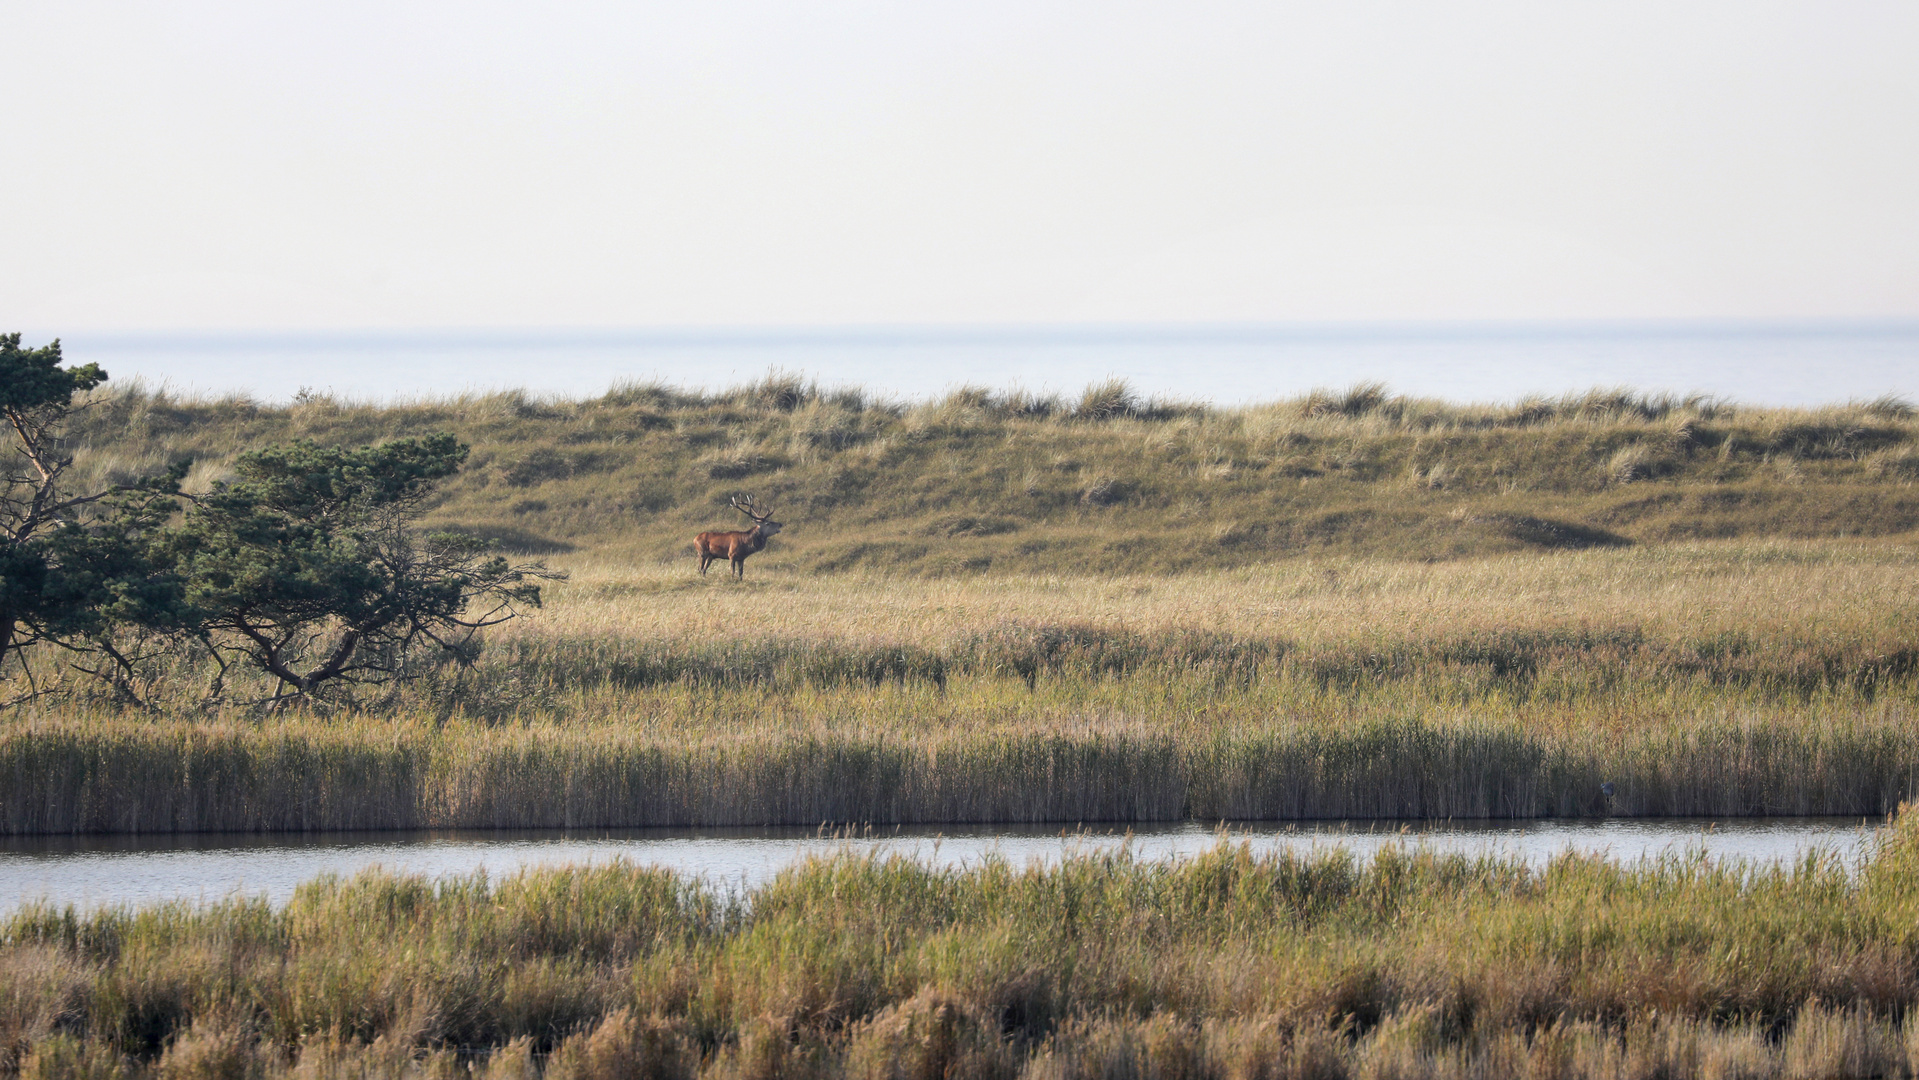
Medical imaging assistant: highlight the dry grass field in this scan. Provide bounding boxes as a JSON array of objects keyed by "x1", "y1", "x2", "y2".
[
  {"x1": 5, "y1": 540, "x2": 1914, "y2": 832},
  {"x1": 525, "y1": 539, "x2": 1915, "y2": 648}
]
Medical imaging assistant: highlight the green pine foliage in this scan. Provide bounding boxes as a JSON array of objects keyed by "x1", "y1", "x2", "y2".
[
  {"x1": 1, "y1": 334, "x2": 562, "y2": 707},
  {"x1": 156, "y1": 433, "x2": 555, "y2": 704},
  {"x1": 0, "y1": 334, "x2": 138, "y2": 682}
]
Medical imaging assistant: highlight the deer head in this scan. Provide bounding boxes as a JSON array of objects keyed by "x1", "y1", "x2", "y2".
[{"x1": 730, "y1": 494, "x2": 783, "y2": 537}]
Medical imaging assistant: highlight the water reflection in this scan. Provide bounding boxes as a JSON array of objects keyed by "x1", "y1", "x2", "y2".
[{"x1": 0, "y1": 817, "x2": 1882, "y2": 913}]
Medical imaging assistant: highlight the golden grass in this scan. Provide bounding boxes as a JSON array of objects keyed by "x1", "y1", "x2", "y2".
[
  {"x1": 11, "y1": 810, "x2": 1919, "y2": 1077},
  {"x1": 518, "y1": 537, "x2": 1919, "y2": 646},
  {"x1": 4, "y1": 541, "x2": 1915, "y2": 832}
]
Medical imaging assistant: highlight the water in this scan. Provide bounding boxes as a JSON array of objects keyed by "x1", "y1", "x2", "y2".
[
  {"x1": 0, "y1": 818, "x2": 1880, "y2": 913},
  {"x1": 53, "y1": 322, "x2": 1919, "y2": 407}
]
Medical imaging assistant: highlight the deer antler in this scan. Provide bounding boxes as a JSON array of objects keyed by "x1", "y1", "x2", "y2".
[{"x1": 730, "y1": 494, "x2": 773, "y2": 523}]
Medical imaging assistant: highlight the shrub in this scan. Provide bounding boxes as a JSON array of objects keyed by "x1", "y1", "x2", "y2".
[{"x1": 1074, "y1": 379, "x2": 1138, "y2": 421}]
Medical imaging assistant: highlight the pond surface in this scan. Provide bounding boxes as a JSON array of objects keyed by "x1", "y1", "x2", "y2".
[{"x1": 0, "y1": 817, "x2": 1882, "y2": 912}]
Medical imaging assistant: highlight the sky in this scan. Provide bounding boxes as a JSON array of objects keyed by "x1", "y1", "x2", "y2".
[{"x1": 4, "y1": 2, "x2": 1917, "y2": 332}]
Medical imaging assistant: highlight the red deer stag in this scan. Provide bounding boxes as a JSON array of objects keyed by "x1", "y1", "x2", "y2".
[{"x1": 695, "y1": 495, "x2": 783, "y2": 579}]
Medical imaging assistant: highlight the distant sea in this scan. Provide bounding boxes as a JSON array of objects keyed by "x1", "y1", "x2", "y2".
[{"x1": 47, "y1": 322, "x2": 1919, "y2": 408}]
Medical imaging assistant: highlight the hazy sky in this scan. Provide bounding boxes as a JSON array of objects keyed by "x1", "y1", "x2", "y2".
[{"x1": 5, "y1": 2, "x2": 1916, "y2": 330}]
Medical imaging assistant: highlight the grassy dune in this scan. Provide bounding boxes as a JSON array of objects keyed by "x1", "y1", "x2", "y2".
[
  {"x1": 5, "y1": 543, "x2": 1915, "y2": 832},
  {"x1": 8, "y1": 813, "x2": 1919, "y2": 1078},
  {"x1": 59, "y1": 379, "x2": 1919, "y2": 572}
]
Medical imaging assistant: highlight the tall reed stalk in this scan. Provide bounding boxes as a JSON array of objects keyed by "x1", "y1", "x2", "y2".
[{"x1": 6, "y1": 708, "x2": 1914, "y2": 833}]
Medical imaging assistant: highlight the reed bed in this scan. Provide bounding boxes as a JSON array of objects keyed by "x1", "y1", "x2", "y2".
[
  {"x1": 5, "y1": 704, "x2": 1914, "y2": 833},
  {"x1": 9, "y1": 812, "x2": 1919, "y2": 1077}
]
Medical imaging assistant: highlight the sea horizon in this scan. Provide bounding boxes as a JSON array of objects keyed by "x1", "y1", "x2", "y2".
[{"x1": 27, "y1": 318, "x2": 1919, "y2": 409}]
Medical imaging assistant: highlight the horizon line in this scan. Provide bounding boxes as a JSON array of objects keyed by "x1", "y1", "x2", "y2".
[{"x1": 41, "y1": 316, "x2": 1919, "y2": 352}]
